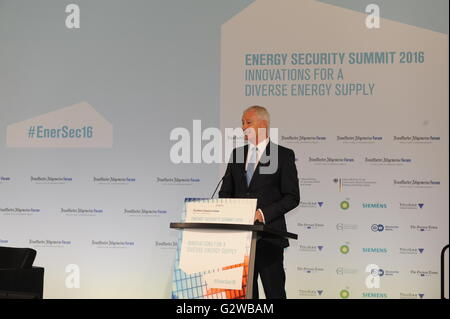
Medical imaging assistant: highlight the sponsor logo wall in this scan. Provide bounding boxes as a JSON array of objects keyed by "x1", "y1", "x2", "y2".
[
  {"x1": 220, "y1": 0, "x2": 448, "y2": 299},
  {"x1": 0, "y1": 0, "x2": 448, "y2": 299}
]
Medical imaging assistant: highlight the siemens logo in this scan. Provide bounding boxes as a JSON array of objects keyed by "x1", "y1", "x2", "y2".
[
  {"x1": 363, "y1": 248, "x2": 387, "y2": 253},
  {"x1": 362, "y1": 203, "x2": 387, "y2": 208},
  {"x1": 362, "y1": 292, "x2": 388, "y2": 298}
]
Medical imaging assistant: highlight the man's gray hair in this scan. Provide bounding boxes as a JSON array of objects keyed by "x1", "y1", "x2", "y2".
[{"x1": 243, "y1": 105, "x2": 270, "y2": 126}]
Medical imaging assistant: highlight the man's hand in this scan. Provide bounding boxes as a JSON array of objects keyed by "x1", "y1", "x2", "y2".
[{"x1": 254, "y1": 209, "x2": 264, "y2": 223}]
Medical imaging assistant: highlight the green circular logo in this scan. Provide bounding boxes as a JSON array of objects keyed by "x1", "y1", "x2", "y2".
[
  {"x1": 340, "y1": 289, "x2": 350, "y2": 299},
  {"x1": 340, "y1": 245, "x2": 350, "y2": 254},
  {"x1": 340, "y1": 201, "x2": 350, "y2": 210}
]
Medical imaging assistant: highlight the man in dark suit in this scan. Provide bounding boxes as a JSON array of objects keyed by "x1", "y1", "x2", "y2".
[{"x1": 219, "y1": 105, "x2": 300, "y2": 299}]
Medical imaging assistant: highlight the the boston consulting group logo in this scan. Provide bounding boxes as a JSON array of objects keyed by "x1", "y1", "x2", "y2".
[
  {"x1": 336, "y1": 223, "x2": 358, "y2": 232},
  {"x1": 336, "y1": 267, "x2": 358, "y2": 276},
  {"x1": 6, "y1": 102, "x2": 112, "y2": 148}
]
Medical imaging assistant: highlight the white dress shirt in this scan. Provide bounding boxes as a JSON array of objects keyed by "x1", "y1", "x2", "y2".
[{"x1": 245, "y1": 138, "x2": 270, "y2": 170}]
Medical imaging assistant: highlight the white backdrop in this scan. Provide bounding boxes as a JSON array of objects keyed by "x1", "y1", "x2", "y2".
[
  {"x1": 0, "y1": 0, "x2": 448, "y2": 299},
  {"x1": 220, "y1": 0, "x2": 448, "y2": 299}
]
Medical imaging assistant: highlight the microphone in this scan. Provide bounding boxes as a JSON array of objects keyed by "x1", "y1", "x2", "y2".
[{"x1": 211, "y1": 171, "x2": 231, "y2": 199}]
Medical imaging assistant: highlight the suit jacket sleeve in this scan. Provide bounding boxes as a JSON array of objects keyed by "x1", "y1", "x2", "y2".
[{"x1": 260, "y1": 148, "x2": 300, "y2": 223}]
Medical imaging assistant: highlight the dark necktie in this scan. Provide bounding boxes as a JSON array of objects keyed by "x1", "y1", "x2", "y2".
[{"x1": 246, "y1": 146, "x2": 258, "y2": 186}]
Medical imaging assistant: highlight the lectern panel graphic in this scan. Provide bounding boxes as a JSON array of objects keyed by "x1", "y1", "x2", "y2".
[
  {"x1": 171, "y1": 198, "x2": 256, "y2": 299},
  {"x1": 170, "y1": 198, "x2": 297, "y2": 299}
]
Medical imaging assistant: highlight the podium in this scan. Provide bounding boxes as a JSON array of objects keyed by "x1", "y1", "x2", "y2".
[{"x1": 170, "y1": 219, "x2": 297, "y2": 299}]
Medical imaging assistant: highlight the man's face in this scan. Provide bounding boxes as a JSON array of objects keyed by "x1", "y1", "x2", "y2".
[{"x1": 241, "y1": 110, "x2": 267, "y2": 144}]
